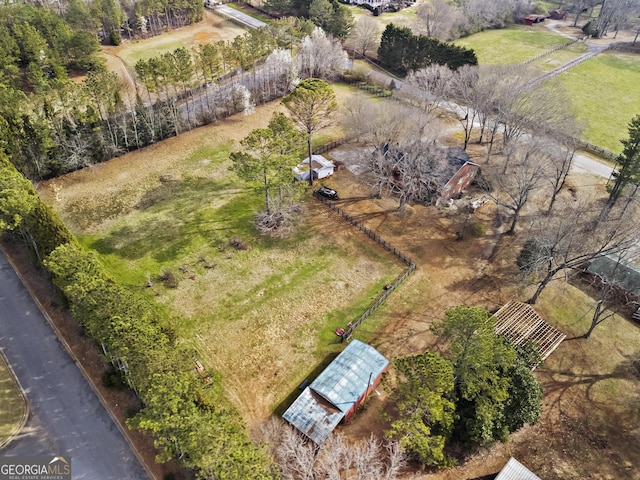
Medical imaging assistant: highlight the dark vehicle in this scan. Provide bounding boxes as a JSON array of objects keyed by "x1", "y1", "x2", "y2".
[{"x1": 317, "y1": 186, "x2": 340, "y2": 200}]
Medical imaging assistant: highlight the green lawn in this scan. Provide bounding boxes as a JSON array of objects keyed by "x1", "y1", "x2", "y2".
[
  {"x1": 454, "y1": 25, "x2": 576, "y2": 65},
  {"x1": 0, "y1": 354, "x2": 26, "y2": 447},
  {"x1": 113, "y1": 18, "x2": 246, "y2": 67},
  {"x1": 349, "y1": 4, "x2": 418, "y2": 29},
  {"x1": 76, "y1": 140, "x2": 405, "y2": 419},
  {"x1": 557, "y1": 51, "x2": 640, "y2": 153}
]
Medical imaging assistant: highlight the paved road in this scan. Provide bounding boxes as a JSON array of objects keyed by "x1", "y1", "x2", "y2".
[
  {"x1": 571, "y1": 152, "x2": 614, "y2": 178},
  {"x1": 212, "y1": 5, "x2": 266, "y2": 29},
  {"x1": 0, "y1": 252, "x2": 149, "y2": 480}
]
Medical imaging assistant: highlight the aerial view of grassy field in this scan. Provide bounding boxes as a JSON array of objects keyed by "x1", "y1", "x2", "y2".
[
  {"x1": 40, "y1": 96, "x2": 406, "y2": 422},
  {"x1": 454, "y1": 25, "x2": 578, "y2": 65},
  {"x1": 29, "y1": 11, "x2": 640, "y2": 479},
  {"x1": 558, "y1": 51, "x2": 640, "y2": 153},
  {"x1": 108, "y1": 11, "x2": 245, "y2": 66}
]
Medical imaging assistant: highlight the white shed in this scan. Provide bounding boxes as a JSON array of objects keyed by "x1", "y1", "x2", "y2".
[{"x1": 293, "y1": 155, "x2": 335, "y2": 181}]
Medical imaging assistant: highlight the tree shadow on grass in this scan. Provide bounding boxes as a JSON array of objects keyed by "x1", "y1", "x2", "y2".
[
  {"x1": 88, "y1": 178, "x2": 261, "y2": 263},
  {"x1": 539, "y1": 353, "x2": 640, "y2": 409}
]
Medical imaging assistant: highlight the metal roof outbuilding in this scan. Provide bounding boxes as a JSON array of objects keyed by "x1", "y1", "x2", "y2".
[
  {"x1": 282, "y1": 340, "x2": 389, "y2": 445},
  {"x1": 495, "y1": 457, "x2": 541, "y2": 480}
]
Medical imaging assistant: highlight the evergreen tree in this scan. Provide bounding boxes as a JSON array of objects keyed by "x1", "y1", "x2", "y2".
[{"x1": 605, "y1": 114, "x2": 640, "y2": 212}]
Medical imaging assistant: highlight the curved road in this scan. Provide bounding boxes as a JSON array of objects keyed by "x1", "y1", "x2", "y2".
[{"x1": 0, "y1": 252, "x2": 149, "y2": 480}]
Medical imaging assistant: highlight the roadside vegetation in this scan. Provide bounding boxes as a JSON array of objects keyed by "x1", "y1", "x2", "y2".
[{"x1": 0, "y1": 354, "x2": 26, "y2": 448}]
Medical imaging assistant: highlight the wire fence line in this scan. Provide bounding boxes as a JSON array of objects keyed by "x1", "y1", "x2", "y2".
[{"x1": 313, "y1": 192, "x2": 417, "y2": 341}]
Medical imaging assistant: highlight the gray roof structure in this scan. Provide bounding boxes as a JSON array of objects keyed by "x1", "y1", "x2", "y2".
[
  {"x1": 495, "y1": 457, "x2": 541, "y2": 480},
  {"x1": 586, "y1": 254, "x2": 640, "y2": 298},
  {"x1": 282, "y1": 340, "x2": 389, "y2": 444}
]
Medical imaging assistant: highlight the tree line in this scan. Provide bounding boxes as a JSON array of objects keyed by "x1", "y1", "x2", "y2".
[
  {"x1": 264, "y1": 0, "x2": 354, "y2": 40},
  {"x1": 0, "y1": 151, "x2": 276, "y2": 479},
  {"x1": 19, "y1": 0, "x2": 204, "y2": 44},
  {"x1": 0, "y1": 11, "x2": 349, "y2": 180},
  {"x1": 377, "y1": 23, "x2": 478, "y2": 74},
  {"x1": 0, "y1": 4, "x2": 104, "y2": 91}
]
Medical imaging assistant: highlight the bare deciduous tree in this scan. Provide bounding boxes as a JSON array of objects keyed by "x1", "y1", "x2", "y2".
[
  {"x1": 584, "y1": 277, "x2": 621, "y2": 339},
  {"x1": 297, "y1": 27, "x2": 349, "y2": 80},
  {"x1": 257, "y1": 417, "x2": 407, "y2": 479},
  {"x1": 340, "y1": 95, "x2": 427, "y2": 147},
  {"x1": 416, "y1": 0, "x2": 467, "y2": 40},
  {"x1": 518, "y1": 199, "x2": 640, "y2": 304},
  {"x1": 370, "y1": 138, "x2": 450, "y2": 211},
  {"x1": 348, "y1": 15, "x2": 380, "y2": 56},
  {"x1": 544, "y1": 133, "x2": 581, "y2": 215},
  {"x1": 404, "y1": 64, "x2": 455, "y2": 119},
  {"x1": 489, "y1": 138, "x2": 549, "y2": 234}
]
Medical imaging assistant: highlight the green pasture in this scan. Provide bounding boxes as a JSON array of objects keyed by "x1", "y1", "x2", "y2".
[
  {"x1": 557, "y1": 51, "x2": 640, "y2": 154},
  {"x1": 113, "y1": 19, "x2": 246, "y2": 67},
  {"x1": 77, "y1": 142, "x2": 405, "y2": 415},
  {"x1": 529, "y1": 41, "x2": 588, "y2": 71},
  {"x1": 349, "y1": 4, "x2": 417, "y2": 29},
  {"x1": 0, "y1": 354, "x2": 25, "y2": 447},
  {"x1": 454, "y1": 25, "x2": 576, "y2": 65}
]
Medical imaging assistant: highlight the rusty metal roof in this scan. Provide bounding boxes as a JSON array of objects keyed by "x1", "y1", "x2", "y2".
[
  {"x1": 282, "y1": 340, "x2": 389, "y2": 444},
  {"x1": 282, "y1": 387, "x2": 344, "y2": 445}
]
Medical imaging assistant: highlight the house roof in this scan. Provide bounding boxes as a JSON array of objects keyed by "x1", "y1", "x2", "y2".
[
  {"x1": 446, "y1": 147, "x2": 473, "y2": 170},
  {"x1": 301, "y1": 154, "x2": 334, "y2": 170},
  {"x1": 495, "y1": 457, "x2": 541, "y2": 480},
  {"x1": 586, "y1": 254, "x2": 640, "y2": 298},
  {"x1": 494, "y1": 300, "x2": 566, "y2": 367},
  {"x1": 282, "y1": 340, "x2": 389, "y2": 444}
]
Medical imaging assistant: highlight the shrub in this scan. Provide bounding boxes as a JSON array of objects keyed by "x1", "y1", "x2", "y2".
[
  {"x1": 160, "y1": 269, "x2": 179, "y2": 288},
  {"x1": 102, "y1": 367, "x2": 126, "y2": 389},
  {"x1": 470, "y1": 221, "x2": 485, "y2": 236}
]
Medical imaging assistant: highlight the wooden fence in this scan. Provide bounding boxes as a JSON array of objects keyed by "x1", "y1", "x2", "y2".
[
  {"x1": 314, "y1": 138, "x2": 351, "y2": 155},
  {"x1": 519, "y1": 38, "x2": 581, "y2": 66},
  {"x1": 313, "y1": 193, "x2": 416, "y2": 341}
]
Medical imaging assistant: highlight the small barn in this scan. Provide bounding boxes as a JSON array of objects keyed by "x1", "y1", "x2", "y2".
[
  {"x1": 282, "y1": 340, "x2": 389, "y2": 445},
  {"x1": 494, "y1": 300, "x2": 566, "y2": 368},
  {"x1": 495, "y1": 457, "x2": 541, "y2": 480},
  {"x1": 438, "y1": 148, "x2": 480, "y2": 205},
  {"x1": 293, "y1": 154, "x2": 335, "y2": 182}
]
